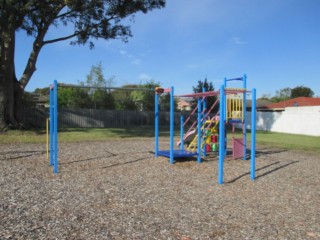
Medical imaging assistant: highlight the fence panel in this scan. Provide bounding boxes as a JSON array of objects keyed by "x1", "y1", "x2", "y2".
[
  {"x1": 20, "y1": 107, "x2": 48, "y2": 128},
  {"x1": 23, "y1": 107, "x2": 198, "y2": 129}
]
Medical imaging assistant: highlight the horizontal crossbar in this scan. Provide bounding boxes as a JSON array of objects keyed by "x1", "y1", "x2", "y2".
[
  {"x1": 225, "y1": 77, "x2": 243, "y2": 81},
  {"x1": 179, "y1": 91, "x2": 220, "y2": 98},
  {"x1": 58, "y1": 84, "x2": 155, "y2": 92}
]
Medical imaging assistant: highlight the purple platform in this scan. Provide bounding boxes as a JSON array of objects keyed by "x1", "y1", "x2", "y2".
[{"x1": 157, "y1": 150, "x2": 197, "y2": 158}]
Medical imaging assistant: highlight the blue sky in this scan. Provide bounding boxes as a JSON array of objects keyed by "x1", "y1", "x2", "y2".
[{"x1": 16, "y1": 0, "x2": 320, "y2": 97}]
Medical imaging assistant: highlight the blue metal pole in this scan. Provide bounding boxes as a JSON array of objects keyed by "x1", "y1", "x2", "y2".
[
  {"x1": 53, "y1": 80, "x2": 58, "y2": 173},
  {"x1": 202, "y1": 87, "x2": 206, "y2": 156},
  {"x1": 243, "y1": 74, "x2": 247, "y2": 88},
  {"x1": 49, "y1": 86, "x2": 54, "y2": 166},
  {"x1": 155, "y1": 92, "x2": 159, "y2": 157},
  {"x1": 250, "y1": 88, "x2": 256, "y2": 180},
  {"x1": 180, "y1": 115, "x2": 184, "y2": 151},
  {"x1": 223, "y1": 78, "x2": 227, "y2": 123},
  {"x1": 169, "y1": 86, "x2": 174, "y2": 164},
  {"x1": 243, "y1": 74, "x2": 247, "y2": 160},
  {"x1": 197, "y1": 97, "x2": 202, "y2": 163},
  {"x1": 224, "y1": 78, "x2": 228, "y2": 156},
  {"x1": 218, "y1": 85, "x2": 225, "y2": 184}
]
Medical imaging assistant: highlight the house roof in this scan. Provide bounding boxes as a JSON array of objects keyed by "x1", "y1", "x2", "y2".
[
  {"x1": 177, "y1": 99, "x2": 190, "y2": 107},
  {"x1": 246, "y1": 99, "x2": 272, "y2": 109},
  {"x1": 264, "y1": 97, "x2": 320, "y2": 110}
]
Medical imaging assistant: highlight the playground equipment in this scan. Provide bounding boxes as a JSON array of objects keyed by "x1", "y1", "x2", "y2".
[
  {"x1": 49, "y1": 80, "x2": 58, "y2": 173},
  {"x1": 154, "y1": 75, "x2": 257, "y2": 184},
  {"x1": 48, "y1": 80, "x2": 156, "y2": 173},
  {"x1": 48, "y1": 77, "x2": 256, "y2": 184},
  {"x1": 154, "y1": 87, "x2": 199, "y2": 163}
]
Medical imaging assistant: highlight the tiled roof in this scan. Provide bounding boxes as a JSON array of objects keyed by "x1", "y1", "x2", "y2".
[
  {"x1": 178, "y1": 99, "x2": 191, "y2": 107},
  {"x1": 265, "y1": 97, "x2": 320, "y2": 109},
  {"x1": 246, "y1": 99, "x2": 272, "y2": 108}
]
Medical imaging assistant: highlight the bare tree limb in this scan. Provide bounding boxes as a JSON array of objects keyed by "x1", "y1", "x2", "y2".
[{"x1": 43, "y1": 32, "x2": 79, "y2": 45}]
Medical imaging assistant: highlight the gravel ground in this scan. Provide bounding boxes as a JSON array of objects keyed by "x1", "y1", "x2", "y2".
[{"x1": 0, "y1": 139, "x2": 319, "y2": 240}]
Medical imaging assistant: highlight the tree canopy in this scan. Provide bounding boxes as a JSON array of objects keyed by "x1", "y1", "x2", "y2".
[
  {"x1": 58, "y1": 64, "x2": 162, "y2": 111},
  {"x1": 113, "y1": 84, "x2": 140, "y2": 110},
  {"x1": 192, "y1": 78, "x2": 214, "y2": 94},
  {"x1": 264, "y1": 86, "x2": 315, "y2": 103},
  {"x1": 0, "y1": 0, "x2": 165, "y2": 129},
  {"x1": 291, "y1": 86, "x2": 314, "y2": 98},
  {"x1": 58, "y1": 87, "x2": 93, "y2": 108},
  {"x1": 270, "y1": 87, "x2": 292, "y2": 102},
  {"x1": 78, "y1": 62, "x2": 116, "y2": 109},
  {"x1": 192, "y1": 78, "x2": 217, "y2": 112}
]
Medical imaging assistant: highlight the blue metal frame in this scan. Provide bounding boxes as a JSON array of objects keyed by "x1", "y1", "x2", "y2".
[
  {"x1": 154, "y1": 93, "x2": 159, "y2": 157},
  {"x1": 251, "y1": 88, "x2": 256, "y2": 180},
  {"x1": 155, "y1": 87, "x2": 199, "y2": 161},
  {"x1": 223, "y1": 78, "x2": 228, "y2": 157},
  {"x1": 169, "y1": 86, "x2": 174, "y2": 164},
  {"x1": 202, "y1": 87, "x2": 207, "y2": 157},
  {"x1": 242, "y1": 74, "x2": 247, "y2": 160},
  {"x1": 153, "y1": 76, "x2": 257, "y2": 185},
  {"x1": 49, "y1": 86, "x2": 54, "y2": 166},
  {"x1": 218, "y1": 75, "x2": 256, "y2": 184},
  {"x1": 180, "y1": 115, "x2": 184, "y2": 151},
  {"x1": 53, "y1": 80, "x2": 58, "y2": 173},
  {"x1": 197, "y1": 97, "x2": 202, "y2": 163},
  {"x1": 49, "y1": 80, "x2": 58, "y2": 173},
  {"x1": 218, "y1": 84, "x2": 225, "y2": 184}
]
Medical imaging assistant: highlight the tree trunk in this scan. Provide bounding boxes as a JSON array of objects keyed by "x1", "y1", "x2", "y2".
[
  {"x1": 0, "y1": 79, "x2": 7, "y2": 130},
  {"x1": 0, "y1": 8, "x2": 22, "y2": 130},
  {"x1": 0, "y1": 9, "x2": 10, "y2": 129},
  {"x1": 6, "y1": 31, "x2": 19, "y2": 127},
  {"x1": 0, "y1": 25, "x2": 20, "y2": 129},
  {"x1": 0, "y1": 7, "x2": 47, "y2": 130},
  {"x1": 0, "y1": 27, "x2": 6, "y2": 129}
]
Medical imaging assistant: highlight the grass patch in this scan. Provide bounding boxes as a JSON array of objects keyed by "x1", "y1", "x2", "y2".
[
  {"x1": 58, "y1": 127, "x2": 159, "y2": 142},
  {"x1": 255, "y1": 131, "x2": 320, "y2": 154},
  {"x1": 0, "y1": 127, "x2": 168, "y2": 144},
  {"x1": 1, "y1": 128, "x2": 319, "y2": 155},
  {"x1": 226, "y1": 129, "x2": 320, "y2": 154},
  {"x1": 0, "y1": 129, "x2": 46, "y2": 144}
]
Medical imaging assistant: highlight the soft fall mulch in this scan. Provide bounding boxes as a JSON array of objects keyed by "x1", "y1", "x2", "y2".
[{"x1": 0, "y1": 140, "x2": 319, "y2": 239}]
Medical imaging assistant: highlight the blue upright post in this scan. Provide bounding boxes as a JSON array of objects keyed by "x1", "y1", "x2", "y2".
[
  {"x1": 250, "y1": 88, "x2": 256, "y2": 180},
  {"x1": 223, "y1": 78, "x2": 227, "y2": 120},
  {"x1": 155, "y1": 92, "x2": 159, "y2": 157},
  {"x1": 53, "y1": 80, "x2": 58, "y2": 173},
  {"x1": 223, "y1": 79, "x2": 227, "y2": 156},
  {"x1": 202, "y1": 87, "x2": 207, "y2": 156},
  {"x1": 180, "y1": 115, "x2": 184, "y2": 151},
  {"x1": 197, "y1": 97, "x2": 202, "y2": 163},
  {"x1": 218, "y1": 85, "x2": 225, "y2": 184},
  {"x1": 243, "y1": 74, "x2": 247, "y2": 160},
  {"x1": 169, "y1": 87, "x2": 174, "y2": 164},
  {"x1": 49, "y1": 86, "x2": 54, "y2": 166}
]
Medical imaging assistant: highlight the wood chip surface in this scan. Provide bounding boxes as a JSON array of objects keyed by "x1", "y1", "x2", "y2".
[{"x1": 0, "y1": 140, "x2": 319, "y2": 239}]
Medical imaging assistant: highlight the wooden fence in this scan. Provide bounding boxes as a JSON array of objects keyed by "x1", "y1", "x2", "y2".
[{"x1": 22, "y1": 107, "x2": 196, "y2": 129}]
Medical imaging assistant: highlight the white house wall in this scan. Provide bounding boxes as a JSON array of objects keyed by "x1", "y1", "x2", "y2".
[{"x1": 244, "y1": 106, "x2": 320, "y2": 136}]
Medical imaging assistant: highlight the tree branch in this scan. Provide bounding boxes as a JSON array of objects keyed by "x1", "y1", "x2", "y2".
[
  {"x1": 56, "y1": 10, "x2": 74, "y2": 19},
  {"x1": 43, "y1": 32, "x2": 79, "y2": 45}
]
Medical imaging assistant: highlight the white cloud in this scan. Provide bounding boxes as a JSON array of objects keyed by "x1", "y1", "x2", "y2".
[
  {"x1": 131, "y1": 58, "x2": 141, "y2": 65},
  {"x1": 139, "y1": 73, "x2": 152, "y2": 81},
  {"x1": 212, "y1": 79, "x2": 224, "y2": 85},
  {"x1": 231, "y1": 37, "x2": 248, "y2": 45},
  {"x1": 186, "y1": 63, "x2": 198, "y2": 69},
  {"x1": 120, "y1": 50, "x2": 141, "y2": 65},
  {"x1": 119, "y1": 50, "x2": 127, "y2": 55}
]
